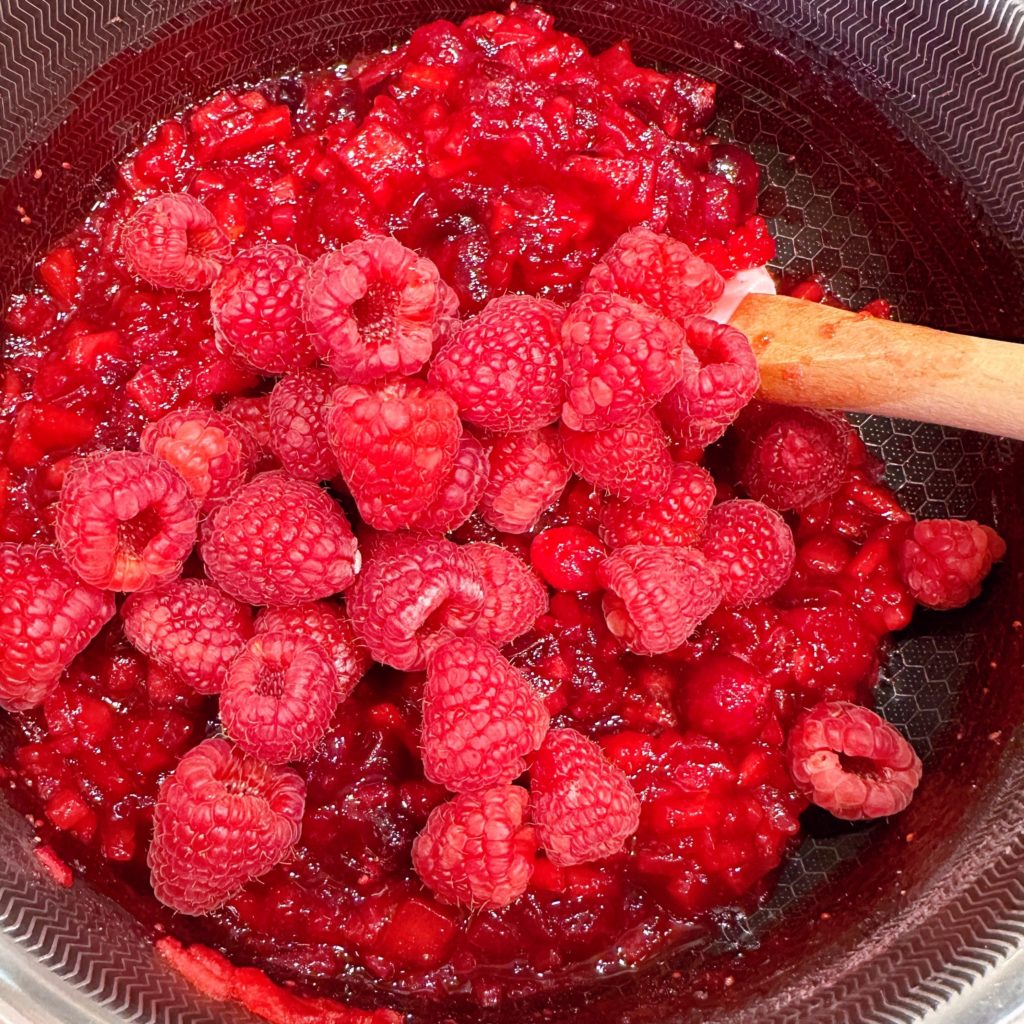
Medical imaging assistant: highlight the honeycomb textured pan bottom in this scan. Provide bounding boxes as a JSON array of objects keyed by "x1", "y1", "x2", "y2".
[{"x1": 0, "y1": 1, "x2": 1023, "y2": 1023}]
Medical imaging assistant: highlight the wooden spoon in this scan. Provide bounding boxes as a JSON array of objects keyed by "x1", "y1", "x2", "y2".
[{"x1": 728, "y1": 293, "x2": 1024, "y2": 441}]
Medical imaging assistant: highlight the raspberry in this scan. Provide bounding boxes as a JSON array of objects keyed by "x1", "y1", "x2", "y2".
[
  {"x1": 304, "y1": 236, "x2": 448, "y2": 382},
  {"x1": 599, "y1": 544, "x2": 722, "y2": 654},
  {"x1": 480, "y1": 428, "x2": 570, "y2": 534},
  {"x1": 739, "y1": 407, "x2": 849, "y2": 511},
  {"x1": 346, "y1": 538, "x2": 484, "y2": 670},
  {"x1": 676, "y1": 654, "x2": 771, "y2": 742},
  {"x1": 0, "y1": 544, "x2": 116, "y2": 710},
  {"x1": 659, "y1": 317, "x2": 759, "y2": 449},
  {"x1": 422, "y1": 636, "x2": 549, "y2": 791},
  {"x1": 220, "y1": 632, "x2": 339, "y2": 764},
  {"x1": 56, "y1": 451, "x2": 199, "y2": 592},
  {"x1": 210, "y1": 244, "x2": 315, "y2": 374},
  {"x1": 531, "y1": 728, "x2": 640, "y2": 866},
  {"x1": 699, "y1": 500, "x2": 795, "y2": 608},
  {"x1": 787, "y1": 701, "x2": 922, "y2": 820},
  {"x1": 429, "y1": 294, "x2": 564, "y2": 431},
  {"x1": 148, "y1": 738, "x2": 305, "y2": 914},
  {"x1": 121, "y1": 193, "x2": 230, "y2": 291},
  {"x1": 584, "y1": 227, "x2": 724, "y2": 321},
  {"x1": 530, "y1": 526, "x2": 606, "y2": 592},
  {"x1": 255, "y1": 601, "x2": 370, "y2": 700},
  {"x1": 599, "y1": 460, "x2": 715, "y2": 548},
  {"x1": 560, "y1": 413, "x2": 672, "y2": 502},
  {"x1": 412, "y1": 786, "x2": 536, "y2": 909},
  {"x1": 221, "y1": 395, "x2": 274, "y2": 460},
  {"x1": 123, "y1": 579, "x2": 254, "y2": 694},
  {"x1": 407, "y1": 436, "x2": 488, "y2": 535},
  {"x1": 328, "y1": 379, "x2": 461, "y2": 531},
  {"x1": 201, "y1": 472, "x2": 358, "y2": 606},
  {"x1": 560, "y1": 291, "x2": 693, "y2": 431},
  {"x1": 267, "y1": 369, "x2": 337, "y2": 481},
  {"x1": 899, "y1": 518, "x2": 1006, "y2": 610},
  {"x1": 141, "y1": 405, "x2": 255, "y2": 510}
]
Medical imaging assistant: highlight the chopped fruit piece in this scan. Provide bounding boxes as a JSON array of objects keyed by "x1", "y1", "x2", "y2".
[
  {"x1": 267, "y1": 368, "x2": 337, "y2": 481},
  {"x1": 412, "y1": 786, "x2": 536, "y2": 909},
  {"x1": 201, "y1": 472, "x2": 358, "y2": 606},
  {"x1": 55, "y1": 451, "x2": 198, "y2": 592},
  {"x1": 531, "y1": 728, "x2": 640, "y2": 866},
  {"x1": 422, "y1": 636, "x2": 549, "y2": 791},
  {"x1": 530, "y1": 526, "x2": 606, "y2": 592},
  {"x1": 148, "y1": 738, "x2": 305, "y2": 914},
  {"x1": 188, "y1": 90, "x2": 292, "y2": 161},
  {"x1": 675, "y1": 654, "x2": 771, "y2": 742},
  {"x1": 408, "y1": 435, "x2": 488, "y2": 535},
  {"x1": 787, "y1": 701, "x2": 922, "y2": 820},
  {"x1": 480, "y1": 428, "x2": 571, "y2": 534}
]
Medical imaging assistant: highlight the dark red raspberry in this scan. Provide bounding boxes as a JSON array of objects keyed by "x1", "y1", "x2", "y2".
[
  {"x1": 560, "y1": 291, "x2": 693, "y2": 430},
  {"x1": 201, "y1": 472, "x2": 358, "y2": 606},
  {"x1": 220, "y1": 632, "x2": 339, "y2": 764},
  {"x1": 122, "y1": 579, "x2": 253, "y2": 694},
  {"x1": 0, "y1": 544, "x2": 116, "y2": 710},
  {"x1": 121, "y1": 193, "x2": 230, "y2": 291},
  {"x1": 407, "y1": 435, "x2": 488, "y2": 535},
  {"x1": 429, "y1": 294, "x2": 564, "y2": 431},
  {"x1": 599, "y1": 460, "x2": 715, "y2": 548},
  {"x1": 412, "y1": 786, "x2": 536, "y2": 910},
  {"x1": 531, "y1": 728, "x2": 641, "y2": 867},
  {"x1": 255, "y1": 601, "x2": 370, "y2": 700},
  {"x1": 56, "y1": 451, "x2": 199, "y2": 592},
  {"x1": 480, "y1": 428, "x2": 570, "y2": 534},
  {"x1": 210, "y1": 244, "x2": 315, "y2": 374},
  {"x1": 530, "y1": 526, "x2": 606, "y2": 592},
  {"x1": 328, "y1": 379, "x2": 461, "y2": 531},
  {"x1": 676, "y1": 654, "x2": 771, "y2": 742},
  {"x1": 599, "y1": 544, "x2": 722, "y2": 654},
  {"x1": 584, "y1": 227, "x2": 724, "y2": 321},
  {"x1": 560, "y1": 413, "x2": 672, "y2": 502},
  {"x1": 899, "y1": 518, "x2": 1006, "y2": 610},
  {"x1": 346, "y1": 537, "x2": 484, "y2": 670},
  {"x1": 267, "y1": 368, "x2": 337, "y2": 482},
  {"x1": 304, "y1": 236, "x2": 448, "y2": 382},
  {"x1": 699, "y1": 499, "x2": 795, "y2": 608},
  {"x1": 660, "y1": 317, "x2": 759, "y2": 449},
  {"x1": 422, "y1": 636, "x2": 549, "y2": 791},
  {"x1": 148, "y1": 738, "x2": 305, "y2": 914},
  {"x1": 221, "y1": 394, "x2": 274, "y2": 462},
  {"x1": 787, "y1": 701, "x2": 922, "y2": 820},
  {"x1": 141, "y1": 405, "x2": 255, "y2": 510}
]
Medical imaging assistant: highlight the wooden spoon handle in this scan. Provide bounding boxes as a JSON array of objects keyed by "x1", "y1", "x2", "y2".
[{"x1": 729, "y1": 293, "x2": 1024, "y2": 441}]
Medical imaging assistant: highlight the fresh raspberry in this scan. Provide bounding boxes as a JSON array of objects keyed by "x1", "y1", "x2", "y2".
[
  {"x1": 676, "y1": 654, "x2": 771, "y2": 743},
  {"x1": 560, "y1": 413, "x2": 672, "y2": 502},
  {"x1": 121, "y1": 193, "x2": 230, "y2": 291},
  {"x1": 422, "y1": 636, "x2": 549, "y2": 791},
  {"x1": 328, "y1": 379, "x2": 461, "y2": 531},
  {"x1": 141, "y1": 405, "x2": 256, "y2": 510},
  {"x1": 210, "y1": 244, "x2": 315, "y2": 374},
  {"x1": 407, "y1": 435, "x2": 488, "y2": 535},
  {"x1": 221, "y1": 394, "x2": 274, "y2": 461},
  {"x1": 0, "y1": 544, "x2": 116, "y2": 711},
  {"x1": 201, "y1": 472, "x2": 358, "y2": 606},
  {"x1": 267, "y1": 369, "x2": 337, "y2": 482},
  {"x1": 56, "y1": 451, "x2": 198, "y2": 592},
  {"x1": 599, "y1": 544, "x2": 722, "y2": 655},
  {"x1": 739, "y1": 407, "x2": 850, "y2": 511},
  {"x1": 529, "y1": 526, "x2": 606, "y2": 592},
  {"x1": 429, "y1": 294, "x2": 564, "y2": 431},
  {"x1": 122, "y1": 579, "x2": 254, "y2": 694},
  {"x1": 255, "y1": 601, "x2": 370, "y2": 700},
  {"x1": 659, "y1": 317, "x2": 759, "y2": 449},
  {"x1": 304, "y1": 236, "x2": 448, "y2": 382},
  {"x1": 787, "y1": 701, "x2": 922, "y2": 820},
  {"x1": 411, "y1": 786, "x2": 536, "y2": 910},
  {"x1": 479, "y1": 428, "x2": 570, "y2": 534},
  {"x1": 699, "y1": 500, "x2": 795, "y2": 608},
  {"x1": 220, "y1": 632, "x2": 339, "y2": 764},
  {"x1": 584, "y1": 227, "x2": 724, "y2": 321},
  {"x1": 148, "y1": 738, "x2": 305, "y2": 914},
  {"x1": 531, "y1": 728, "x2": 641, "y2": 867},
  {"x1": 599, "y1": 460, "x2": 715, "y2": 548},
  {"x1": 898, "y1": 518, "x2": 1006, "y2": 610},
  {"x1": 346, "y1": 538, "x2": 484, "y2": 670},
  {"x1": 560, "y1": 291, "x2": 693, "y2": 431}
]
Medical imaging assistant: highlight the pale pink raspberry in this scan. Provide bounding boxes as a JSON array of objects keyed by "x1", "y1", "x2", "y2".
[{"x1": 267, "y1": 368, "x2": 337, "y2": 481}]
